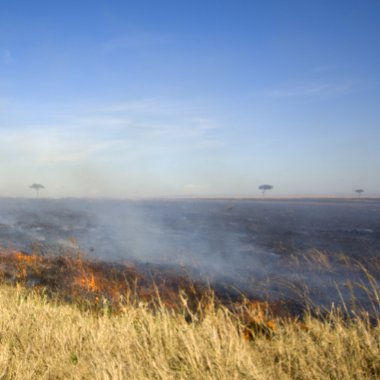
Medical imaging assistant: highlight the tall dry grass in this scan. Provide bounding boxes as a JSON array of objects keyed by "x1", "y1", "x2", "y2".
[{"x1": 0, "y1": 284, "x2": 379, "y2": 380}]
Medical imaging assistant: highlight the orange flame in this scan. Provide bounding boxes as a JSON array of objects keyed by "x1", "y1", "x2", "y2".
[
  {"x1": 75, "y1": 272, "x2": 98, "y2": 292},
  {"x1": 0, "y1": 247, "x2": 290, "y2": 323},
  {"x1": 15, "y1": 251, "x2": 39, "y2": 264}
]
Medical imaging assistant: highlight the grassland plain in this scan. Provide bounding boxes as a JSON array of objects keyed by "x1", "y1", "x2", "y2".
[{"x1": 0, "y1": 283, "x2": 379, "y2": 379}]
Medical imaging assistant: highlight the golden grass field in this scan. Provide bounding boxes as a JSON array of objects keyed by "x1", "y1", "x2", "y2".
[{"x1": 0, "y1": 249, "x2": 379, "y2": 379}]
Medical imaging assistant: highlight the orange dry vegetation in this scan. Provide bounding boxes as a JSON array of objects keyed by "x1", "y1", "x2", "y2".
[
  {"x1": 0, "y1": 248, "x2": 278, "y2": 335},
  {"x1": 0, "y1": 249, "x2": 193, "y2": 307}
]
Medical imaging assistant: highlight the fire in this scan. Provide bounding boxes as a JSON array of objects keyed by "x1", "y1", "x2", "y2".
[
  {"x1": 0, "y1": 250, "x2": 42, "y2": 280},
  {"x1": 75, "y1": 272, "x2": 98, "y2": 292},
  {"x1": 15, "y1": 251, "x2": 39, "y2": 264},
  {"x1": 239, "y1": 300, "x2": 277, "y2": 340},
  {"x1": 0, "y1": 247, "x2": 295, "y2": 328}
]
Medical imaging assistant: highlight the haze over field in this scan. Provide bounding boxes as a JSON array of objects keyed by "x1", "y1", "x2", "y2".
[
  {"x1": 1, "y1": 6, "x2": 380, "y2": 378},
  {"x1": 0, "y1": 197, "x2": 379, "y2": 308},
  {"x1": 0, "y1": 1, "x2": 379, "y2": 198}
]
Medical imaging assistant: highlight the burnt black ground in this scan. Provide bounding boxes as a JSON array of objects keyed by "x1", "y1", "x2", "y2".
[{"x1": 0, "y1": 197, "x2": 379, "y2": 309}]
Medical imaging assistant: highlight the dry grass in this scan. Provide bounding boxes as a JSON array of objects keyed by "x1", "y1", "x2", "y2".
[
  {"x1": 0, "y1": 284, "x2": 378, "y2": 379},
  {"x1": 0, "y1": 248, "x2": 379, "y2": 379}
]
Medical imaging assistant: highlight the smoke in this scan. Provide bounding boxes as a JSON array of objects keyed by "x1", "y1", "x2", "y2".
[{"x1": 0, "y1": 197, "x2": 379, "y2": 308}]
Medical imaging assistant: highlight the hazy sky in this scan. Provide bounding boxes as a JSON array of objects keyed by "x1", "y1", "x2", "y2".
[{"x1": 1, "y1": 0, "x2": 379, "y2": 197}]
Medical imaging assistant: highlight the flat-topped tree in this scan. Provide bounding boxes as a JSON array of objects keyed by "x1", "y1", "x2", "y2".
[
  {"x1": 355, "y1": 189, "x2": 364, "y2": 197},
  {"x1": 30, "y1": 183, "x2": 45, "y2": 197},
  {"x1": 259, "y1": 184, "x2": 273, "y2": 196}
]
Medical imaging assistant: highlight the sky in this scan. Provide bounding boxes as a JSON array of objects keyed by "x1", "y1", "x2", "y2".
[{"x1": 0, "y1": 0, "x2": 379, "y2": 198}]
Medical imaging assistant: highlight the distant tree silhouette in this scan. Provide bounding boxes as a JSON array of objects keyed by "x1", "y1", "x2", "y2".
[
  {"x1": 355, "y1": 189, "x2": 364, "y2": 197},
  {"x1": 259, "y1": 184, "x2": 273, "y2": 196},
  {"x1": 29, "y1": 183, "x2": 45, "y2": 197}
]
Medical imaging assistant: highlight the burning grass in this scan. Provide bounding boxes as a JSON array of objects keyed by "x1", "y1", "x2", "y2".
[
  {"x1": 0, "y1": 248, "x2": 209, "y2": 313},
  {"x1": 0, "y1": 247, "x2": 379, "y2": 379},
  {"x1": 0, "y1": 247, "x2": 282, "y2": 328}
]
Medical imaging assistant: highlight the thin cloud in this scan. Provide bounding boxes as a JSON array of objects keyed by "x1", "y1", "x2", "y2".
[
  {"x1": 103, "y1": 99, "x2": 160, "y2": 113},
  {"x1": 70, "y1": 109, "x2": 218, "y2": 142},
  {"x1": 194, "y1": 139, "x2": 225, "y2": 150},
  {"x1": 0, "y1": 99, "x2": 225, "y2": 167},
  {"x1": 102, "y1": 98, "x2": 211, "y2": 115},
  {"x1": 259, "y1": 82, "x2": 355, "y2": 98},
  {"x1": 72, "y1": 116, "x2": 131, "y2": 129},
  {"x1": 1, "y1": 127, "x2": 99, "y2": 164}
]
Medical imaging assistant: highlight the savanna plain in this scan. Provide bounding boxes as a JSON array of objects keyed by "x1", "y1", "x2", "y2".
[{"x1": 0, "y1": 198, "x2": 379, "y2": 379}]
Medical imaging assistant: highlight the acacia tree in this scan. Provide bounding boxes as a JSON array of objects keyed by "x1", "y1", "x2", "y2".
[
  {"x1": 259, "y1": 184, "x2": 273, "y2": 196},
  {"x1": 29, "y1": 183, "x2": 45, "y2": 197},
  {"x1": 355, "y1": 189, "x2": 364, "y2": 197}
]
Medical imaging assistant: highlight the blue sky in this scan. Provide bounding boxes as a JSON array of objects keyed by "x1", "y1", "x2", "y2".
[{"x1": 0, "y1": 0, "x2": 379, "y2": 197}]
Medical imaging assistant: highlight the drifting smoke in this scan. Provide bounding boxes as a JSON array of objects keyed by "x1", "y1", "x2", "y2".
[{"x1": 0, "y1": 197, "x2": 379, "y2": 308}]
